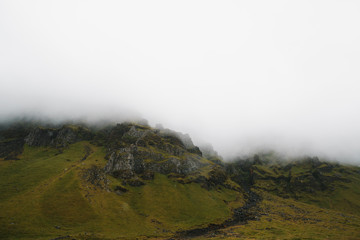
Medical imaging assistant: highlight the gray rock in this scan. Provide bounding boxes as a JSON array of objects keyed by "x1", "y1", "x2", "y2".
[
  {"x1": 24, "y1": 125, "x2": 92, "y2": 148},
  {"x1": 25, "y1": 127, "x2": 56, "y2": 146},
  {"x1": 104, "y1": 146, "x2": 206, "y2": 179}
]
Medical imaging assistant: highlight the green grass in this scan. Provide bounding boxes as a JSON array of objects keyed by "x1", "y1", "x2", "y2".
[
  {"x1": 300, "y1": 169, "x2": 360, "y2": 215},
  {"x1": 0, "y1": 144, "x2": 82, "y2": 201},
  {"x1": 121, "y1": 174, "x2": 239, "y2": 229},
  {"x1": 0, "y1": 142, "x2": 104, "y2": 239},
  {"x1": 194, "y1": 191, "x2": 360, "y2": 240},
  {"x1": 0, "y1": 142, "x2": 243, "y2": 239},
  {"x1": 41, "y1": 170, "x2": 96, "y2": 225},
  {"x1": 2, "y1": 141, "x2": 360, "y2": 239},
  {"x1": 252, "y1": 161, "x2": 360, "y2": 217}
]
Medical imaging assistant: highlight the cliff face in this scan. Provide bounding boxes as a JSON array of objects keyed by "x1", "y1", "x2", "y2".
[
  {"x1": 0, "y1": 123, "x2": 94, "y2": 159},
  {"x1": 0, "y1": 121, "x2": 209, "y2": 182},
  {"x1": 225, "y1": 153, "x2": 360, "y2": 216},
  {"x1": 0, "y1": 123, "x2": 29, "y2": 160},
  {"x1": 25, "y1": 125, "x2": 93, "y2": 148},
  {"x1": 0, "y1": 138, "x2": 24, "y2": 160},
  {"x1": 104, "y1": 145, "x2": 204, "y2": 177},
  {"x1": 102, "y1": 124, "x2": 206, "y2": 181},
  {"x1": 1, "y1": 120, "x2": 358, "y2": 203}
]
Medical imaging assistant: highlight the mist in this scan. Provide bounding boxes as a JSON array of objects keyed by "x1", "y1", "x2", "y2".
[{"x1": 1, "y1": 1, "x2": 360, "y2": 162}]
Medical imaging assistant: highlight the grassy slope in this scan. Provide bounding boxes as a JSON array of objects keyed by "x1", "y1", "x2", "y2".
[
  {"x1": 194, "y1": 191, "x2": 360, "y2": 240},
  {"x1": 252, "y1": 162, "x2": 360, "y2": 216},
  {"x1": 301, "y1": 167, "x2": 360, "y2": 215},
  {"x1": 0, "y1": 142, "x2": 243, "y2": 240},
  {"x1": 1, "y1": 141, "x2": 360, "y2": 240}
]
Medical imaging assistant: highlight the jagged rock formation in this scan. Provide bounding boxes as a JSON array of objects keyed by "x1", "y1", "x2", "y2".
[
  {"x1": 102, "y1": 123, "x2": 206, "y2": 181},
  {"x1": 1, "y1": 120, "x2": 360, "y2": 239},
  {"x1": 199, "y1": 143, "x2": 219, "y2": 159},
  {"x1": 156, "y1": 127, "x2": 202, "y2": 155},
  {"x1": 1, "y1": 120, "x2": 355, "y2": 199},
  {"x1": 104, "y1": 145, "x2": 204, "y2": 177},
  {"x1": 198, "y1": 143, "x2": 223, "y2": 165},
  {"x1": 0, "y1": 139, "x2": 24, "y2": 160},
  {"x1": 25, "y1": 125, "x2": 93, "y2": 148},
  {"x1": 226, "y1": 153, "x2": 353, "y2": 197},
  {"x1": 0, "y1": 122, "x2": 96, "y2": 159},
  {"x1": 0, "y1": 123, "x2": 30, "y2": 159},
  {"x1": 82, "y1": 165, "x2": 109, "y2": 189},
  {"x1": 0, "y1": 121, "x2": 208, "y2": 182}
]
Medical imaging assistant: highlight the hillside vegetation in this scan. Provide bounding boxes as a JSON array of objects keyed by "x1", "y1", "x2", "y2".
[{"x1": 0, "y1": 121, "x2": 360, "y2": 239}]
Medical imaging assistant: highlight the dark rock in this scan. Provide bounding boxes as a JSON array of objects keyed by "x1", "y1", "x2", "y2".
[
  {"x1": 114, "y1": 185, "x2": 128, "y2": 195},
  {"x1": 0, "y1": 123, "x2": 30, "y2": 159},
  {"x1": 104, "y1": 139, "x2": 206, "y2": 179},
  {"x1": 104, "y1": 145, "x2": 144, "y2": 177},
  {"x1": 102, "y1": 123, "x2": 205, "y2": 180},
  {"x1": 112, "y1": 169, "x2": 135, "y2": 179},
  {"x1": 25, "y1": 125, "x2": 93, "y2": 148},
  {"x1": 156, "y1": 143, "x2": 186, "y2": 156},
  {"x1": 208, "y1": 166, "x2": 227, "y2": 185},
  {"x1": 193, "y1": 175, "x2": 207, "y2": 184},
  {"x1": 25, "y1": 127, "x2": 56, "y2": 146},
  {"x1": 188, "y1": 146, "x2": 202, "y2": 156},
  {"x1": 0, "y1": 138, "x2": 24, "y2": 160},
  {"x1": 81, "y1": 145, "x2": 92, "y2": 161},
  {"x1": 123, "y1": 178, "x2": 145, "y2": 187},
  {"x1": 83, "y1": 165, "x2": 108, "y2": 189},
  {"x1": 140, "y1": 170, "x2": 155, "y2": 180},
  {"x1": 50, "y1": 236, "x2": 70, "y2": 240}
]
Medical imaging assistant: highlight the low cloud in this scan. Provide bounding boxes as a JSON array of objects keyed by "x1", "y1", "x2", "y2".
[{"x1": 1, "y1": 1, "x2": 360, "y2": 163}]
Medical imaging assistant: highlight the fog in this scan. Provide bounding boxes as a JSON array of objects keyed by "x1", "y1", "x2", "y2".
[{"x1": 1, "y1": 1, "x2": 360, "y2": 162}]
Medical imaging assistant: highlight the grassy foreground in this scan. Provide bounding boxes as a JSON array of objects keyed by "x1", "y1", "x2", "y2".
[
  {"x1": 0, "y1": 141, "x2": 243, "y2": 240},
  {"x1": 194, "y1": 191, "x2": 360, "y2": 240},
  {"x1": 1, "y1": 140, "x2": 360, "y2": 239}
]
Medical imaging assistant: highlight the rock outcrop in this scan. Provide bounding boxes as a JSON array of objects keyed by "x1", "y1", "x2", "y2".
[
  {"x1": 157, "y1": 127, "x2": 202, "y2": 155},
  {"x1": 25, "y1": 125, "x2": 93, "y2": 148},
  {"x1": 103, "y1": 123, "x2": 206, "y2": 181},
  {"x1": 0, "y1": 123, "x2": 30, "y2": 159},
  {"x1": 226, "y1": 154, "x2": 352, "y2": 196},
  {"x1": 104, "y1": 145, "x2": 204, "y2": 177},
  {"x1": 0, "y1": 138, "x2": 24, "y2": 160}
]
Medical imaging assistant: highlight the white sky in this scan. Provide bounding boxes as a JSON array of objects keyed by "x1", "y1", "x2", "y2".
[{"x1": 1, "y1": 1, "x2": 360, "y2": 161}]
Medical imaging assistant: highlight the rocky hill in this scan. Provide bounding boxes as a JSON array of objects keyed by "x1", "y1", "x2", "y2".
[{"x1": 0, "y1": 121, "x2": 360, "y2": 239}]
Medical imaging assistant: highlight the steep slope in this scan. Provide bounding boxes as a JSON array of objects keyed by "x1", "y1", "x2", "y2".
[
  {"x1": 194, "y1": 154, "x2": 360, "y2": 239},
  {"x1": 192, "y1": 190, "x2": 360, "y2": 240},
  {"x1": 1, "y1": 121, "x2": 360, "y2": 239},
  {"x1": 226, "y1": 153, "x2": 360, "y2": 216},
  {"x1": 0, "y1": 122, "x2": 244, "y2": 240}
]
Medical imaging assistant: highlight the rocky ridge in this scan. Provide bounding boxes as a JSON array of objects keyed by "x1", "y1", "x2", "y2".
[
  {"x1": 24, "y1": 125, "x2": 93, "y2": 148},
  {"x1": 0, "y1": 121, "x2": 214, "y2": 186},
  {"x1": 101, "y1": 124, "x2": 208, "y2": 186},
  {"x1": 1, "y1": 120, "x2": 360, "y2": 239},
  {"x1": 1, "y1": 121, "x2": 358, "y2": 203}
]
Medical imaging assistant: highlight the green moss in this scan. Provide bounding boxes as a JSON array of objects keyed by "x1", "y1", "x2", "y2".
[
  {"x1": 194, "y1": 191, "x2": 360, "y2": 240},
  {"x1": 0, "y1": 142, "x2": 244, "y2": 239},
  {"x1": 120, "y1": 174, "x2": 241, "y2": 229},
  {"x1": 2, "y1": 136, "x2": 360, "y2": 239},
  {"x1": 252, "y1": 162, "x2": 360, "y2": 217},
  {"x1": 41, "y1": 171, "x2": 97, "y2": 225}
]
